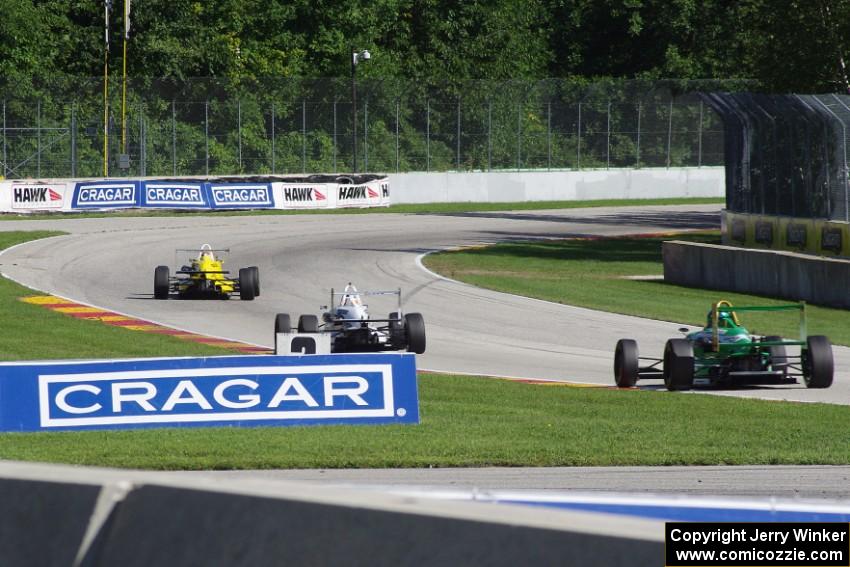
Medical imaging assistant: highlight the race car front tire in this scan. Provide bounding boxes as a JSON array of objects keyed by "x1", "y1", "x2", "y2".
[
  {"x1": 154, "y1": 266, "x2": 170, "y2": 300},
  {"x1": 614, "y1": 339, "x2": 639, "y2": 388},
  {"x1": 275, "y1": 313, "x2": 291, "y2": 334},
  {"x1": 238, "y1": 268, "x2": 256, "y2": 300},
  {"x1": 298, "y1": 314, "x2": 319, "y2": 333},
  {"x1": 804, "y1": 335, "x2": 834, "y2": 388},
  {"x1": 404, "y1": 313, "x2": 426, "y2": 354},
  {"x1": 663, "y1": 338, "x2": 694, "y2": 391}
]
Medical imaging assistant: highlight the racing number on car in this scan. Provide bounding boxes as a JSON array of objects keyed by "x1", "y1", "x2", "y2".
[{"x1": 291, "y1": 337, "x2": 317, "y2": 354}]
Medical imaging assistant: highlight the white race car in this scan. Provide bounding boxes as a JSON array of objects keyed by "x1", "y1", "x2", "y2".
[{"x1": 275, "y1": 283, "x2": 426, "y2": 354}]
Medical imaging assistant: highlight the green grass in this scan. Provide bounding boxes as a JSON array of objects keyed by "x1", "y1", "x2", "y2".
[
  {"x1": 3, "y1": 374, "x2": 850, "y2": 469},
  {"x1": 424, "y1": 232, "x2": 850, "y2": 345},
  {"x1": 3, "y1": 228, "x2": 850, "y2": 470},
  {"x1": 0, "y1": 197, "x2": 722, "y2": 221}
]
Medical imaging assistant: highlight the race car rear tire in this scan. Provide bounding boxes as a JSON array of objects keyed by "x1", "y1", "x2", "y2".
[
  {"x1": 614, "y1": 339, "x2": 639, "y2": 388},
  {"x1": 804, "y1": 335, "x2": 833, "y2": 388},
  {"x1": 275, "y1": 313, "x2": 291, "y2": 334},
  {"x1": 154, "y1": 266, "x2": 170, "y2": 300},
  {"x1": 249, "y1": 266, "x2": 260, "y2": 296},
  {"x1": 663, "y1": 338, "x2": 694, "y2": 391},
  {"x1": 388, "y1": 312, "x2": 404, "y2": 347},
  {"x1": 298, "y1": 314, "x2": 319, "y2": 333},
  {"x1": 404, "y1": 313, "x2": 426, "y2": 354},
  {"x1": 238, "y1": 268, "x2": 256, "y2": 300},
  {"x1": 764, "y1": 335, "x2": 788, "y2": 374}
]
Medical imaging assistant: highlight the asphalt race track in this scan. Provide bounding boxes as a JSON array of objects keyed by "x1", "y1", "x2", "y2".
[{"x1": 1, "y1": 203, "x2": 848, "y2": 405}]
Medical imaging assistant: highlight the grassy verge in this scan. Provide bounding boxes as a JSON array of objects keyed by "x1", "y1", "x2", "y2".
[
  {"x1": 2, "y1": 229, "x2": 850, "y2": 469},
  {"x1": 424, "y1": 232, "x2": 850, "y2": 345},
  {"x1": 0, "y1": 197, "x2": 722, "y2": 221},
  {"x1": 3, "y1": 375, "x2": 850, "y2": 469}
]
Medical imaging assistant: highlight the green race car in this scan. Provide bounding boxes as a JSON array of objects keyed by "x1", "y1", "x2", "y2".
[{"x1": 614, "y1": 300, "x2": 834, "y2": 391}]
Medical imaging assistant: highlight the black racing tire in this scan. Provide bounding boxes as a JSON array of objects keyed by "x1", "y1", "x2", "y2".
[
  {"x1": 298, "y1": 314, "x2": 319, "y2": 333},
  {"x1": 663, "y1": 338, "x2": 694, "y2": 391},
  {"x1": 614, "y1": 339, "x2": 639, "y2": 388},
  {"x1": 804, "y1": 335, "x2": 834, "y2": 388},
  {"x1": 249, "y1": 266, "x2": 260, "y2": 296},
  {"x1": 239, "y1": 267, "x2": 256, "y2": 300},
  {"x1": 404, "y1": 313, "x2": 426, "y2": 354},
  {"x1": 275, "y1": 313, "x2": 291, "y2": 334},
  {"x1": 154, "y1": 265, "x2": 170, "y2": 300},
  {"x1": 764, "y1": 335, "x2": 788, "y2": 374}
]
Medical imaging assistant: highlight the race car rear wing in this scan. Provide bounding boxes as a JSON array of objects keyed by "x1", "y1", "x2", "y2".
[
  {"x1": 709, "y1": 301, "x2": 807, "y2": 352},
  {"x1": 329, "y1": 284, "x2": 403, "y2": 314}
]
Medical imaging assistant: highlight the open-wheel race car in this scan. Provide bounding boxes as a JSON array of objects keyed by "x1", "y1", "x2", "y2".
[
  {"x1": 154, "y1": 244, "x2": 259, "y2": 300},
  {"x1": 275, "y1": 283, "x2": 426, "y2": 354},
  {"x1": 614, "y1": 300, "x2": 834, "y2": 390}
]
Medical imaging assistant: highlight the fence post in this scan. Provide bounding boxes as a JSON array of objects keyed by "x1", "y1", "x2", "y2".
[
  {"x1": 426, "y1": 99, "x2": 430, "y2": 172},
  {"x1": 70, "y1": 104, "x2": 76, "y2": 177},
  {"x1": 333, "y1": 101, "x2": 337, "y2": 173},
  {"x1": 302, "y1": 100, "x2": 307, "y2": 173},
  {"x1": 606, "y1": 102, "x2": 611, "y2": 169},
  {"x1": 205, "y1": 100, "x2": 209, "y2": 176},
  {"x1": 171, "y1": 100, "x2": 176, "y2": 176},
  {"x1": 457, "y1": 99, "x2": 461, "y2": 170},
  {"x1": 271, "y1": 102, "x2": 276, "y2": 174},
  {"x1": 37, "y1": 100, "x2": 41, "y2": 177},
  {"x1": 139, "y1": 108, "x2": 146, "y2": 177},
  {"x1": 1, "y1": 100, "x2": 5, "y2": 178},
  {"x1": 577, "y1": 101, "x2": 582, "y2": 170},
  {"x1": 547, "y1": 102, "x2": 551, "y2": 170},
  {"x1": 517, "y1": 102, "x2": 521, "y2": 170},
  {"x1": 636, "y1": 102, "x2": 642, "y2": 167},
  {"x1": 666, "y1": 100, "x2": 673, "y2": 168},
  {"x1": 237, "y1": 99, "x2": 242, "y2": 172},
  {"x1": 698, "y1": 100, "x2": 703, "y2": 167},
  {"x1": 487, "y1": 101, "x2": 492, "y2": 171},
  {"x1": 396, "y1": 100, "x2": 400, "y2": 173}
]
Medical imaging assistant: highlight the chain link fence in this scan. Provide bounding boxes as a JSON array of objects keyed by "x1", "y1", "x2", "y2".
[
  {"x1": 703, "y1": 92, "x2": 850, "y2": 221},
  {"x1": 0, "y1": 78, "x2": 731, "y2": 180}
]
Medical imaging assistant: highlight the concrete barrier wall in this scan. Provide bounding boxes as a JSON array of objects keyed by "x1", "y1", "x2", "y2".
[
  {"x1": 388, "y1": 167, "x2": 724, "y2": 204},
  {"x1": 0, "y1": 461, "x2": 663, "y2": 567},
  {"x1": 663, "y1": 240, "x2": 850, "y2": 309}
]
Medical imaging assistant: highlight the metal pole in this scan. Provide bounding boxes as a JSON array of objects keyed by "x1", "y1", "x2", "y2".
[
  {"x1": 395, "y1": 100, "x2": 399, "y2": 173},
  {"x1": 71, "y1": 104, "x2": 76, "y2": 177},
  {"x1": 606, "y1": 102, "x2": 611, "y2": 169},
  {"x1": 204, "y1": 100, "x2": 209, "y2": 175},
  {"x1": 698, "y1": 101, "x2": 703, "y2": 167},
  {"x1": 103, "y1": 0, "x2": 110, "y2": 177},
  {"x1": 426, "y1": 99, "x2": 430, "y2": 172},
  {"x1": 139, "y1": 107, "x2": 145, "y2": 176},
  {"x1": 667, "y1": 100, "x2": 673, "y2": 168},
  {"x1": 351, "y1": 50, "x2": 358, "y2": 173},
  {"x1": 636, "y1": 102, "x2": 642, "y2": 167},
  {"x1": 364, "y1": 100, "x2": 368, "y2": 172},
  {"x1": 237, "y1": 99, "x2": 242, "y2": 172},
  {"x1": 487, "y1": 101, "x2": 492, "y2": 171},
  {"x1": 547, "y1": 102, "x2": 551, "y2": 170},
  {"x1": 171, "y1": 100, "x2": 176, "y2": 176},
  {"x1": 577, "y1": 102, "x2": 582, "y2": 169},
  {"x1": 457, "y1": 99, "x2": 461, "y2": 170},
  {"x1": 2, "y1": 100, "x2": 5, "y2": 178},
  {"x1": 517, "y1": 103, "x2": 521, "y2": 170},
  {"x1": 333, "y1": 101, "x2": 337, "y2": 172},
  {"x1": 302, "y1": 100, "x2": 306, "y2": 173},
  {"x1": 272, "y1": 102, "x2": 276, "y2": 174},
  {"x1": 37, "y1": 100, "x2": 41, "y2": 177}
]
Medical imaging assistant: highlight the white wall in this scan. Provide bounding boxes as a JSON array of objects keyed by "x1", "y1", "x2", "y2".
[{"x1": 388, "y1": 167, "x2": 725, "y2": 204}]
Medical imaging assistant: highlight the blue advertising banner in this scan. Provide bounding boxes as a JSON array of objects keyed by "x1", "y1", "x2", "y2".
[
  {"x1": 141, "y1": 181, "x2": 208, "y2": 208},
  {"x1": 72, "y1": 181, "x2": 140, "y2": 209},
  {"x1": 0, "y1": 354, "x2": 418, "y2": 431},
  {"x1": 209, "y1": 183, "x2": 274, "y2": 209}
]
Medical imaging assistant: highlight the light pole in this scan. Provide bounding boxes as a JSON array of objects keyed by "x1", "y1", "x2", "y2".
[{"x1": 351, "y1": 48, "x2": 370, "y2": 173}]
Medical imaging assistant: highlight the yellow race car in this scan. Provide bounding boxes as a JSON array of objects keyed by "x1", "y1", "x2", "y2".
[{"x1": 154, "y1": 244, "x2": 259, "y2": 300}]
